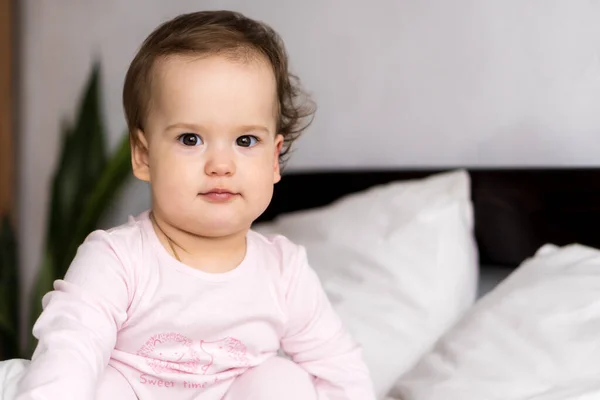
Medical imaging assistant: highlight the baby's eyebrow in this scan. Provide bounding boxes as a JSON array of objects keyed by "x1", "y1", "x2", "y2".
[
  {"x1": 165, "y1": 123, "x2": 271, "y2": 135},
  {"x1": 236, "y1": 125, "x2": 271, "y2": 135},
  {"x1": 165, "y1": 122, "x2": 206, "y2": 132}
]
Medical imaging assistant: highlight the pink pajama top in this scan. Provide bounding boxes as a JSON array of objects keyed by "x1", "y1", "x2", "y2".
[{"x1": 15, "y1": 211, "x2": 375, "y2": 399}]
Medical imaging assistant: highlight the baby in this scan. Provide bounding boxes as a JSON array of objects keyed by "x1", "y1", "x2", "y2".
[{"x1": 16, "y1": 10, "x2": 376, "y2": 400}]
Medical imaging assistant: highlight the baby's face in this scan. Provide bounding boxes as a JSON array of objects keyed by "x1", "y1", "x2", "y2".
[{"x1": 134, "y1": 54, "x2": 283, "y2": 237}]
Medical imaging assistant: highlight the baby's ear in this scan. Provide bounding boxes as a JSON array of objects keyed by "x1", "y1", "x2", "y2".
[
  {"x1": 131, "y1": 130, "x2": 151, "y2": 182},
  {"x1": 273, "y1": 134, "x2": 284, "y2": 184}
]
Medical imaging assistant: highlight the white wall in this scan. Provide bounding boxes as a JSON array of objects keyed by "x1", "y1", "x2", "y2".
[{"x1": 18, "y1": 0, "x2": 600, "y2": 333}]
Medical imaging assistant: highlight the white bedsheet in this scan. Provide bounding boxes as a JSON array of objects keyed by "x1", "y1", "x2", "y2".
[{"x1": 0, "y1": 358, "x2": 27, "y2": 400}]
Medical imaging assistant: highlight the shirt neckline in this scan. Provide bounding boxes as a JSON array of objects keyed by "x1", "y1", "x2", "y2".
[{"x1": 139, "y1": 210, "x2": 256, "y2": 282}]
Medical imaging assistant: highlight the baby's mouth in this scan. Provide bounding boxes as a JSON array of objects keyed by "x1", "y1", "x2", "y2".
[{"x1": 199, "y1": 188, "x2": 239, "y2": 202}]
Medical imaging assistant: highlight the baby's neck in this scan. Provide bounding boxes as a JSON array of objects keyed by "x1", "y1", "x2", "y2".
[{"x1": 149, "y1": 211, "x2": 248, "y2": 274}]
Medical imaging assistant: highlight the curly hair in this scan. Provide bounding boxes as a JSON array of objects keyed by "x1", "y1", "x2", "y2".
[{"x1": 123, "y1": 10, "x2": 316, "y2": 166}]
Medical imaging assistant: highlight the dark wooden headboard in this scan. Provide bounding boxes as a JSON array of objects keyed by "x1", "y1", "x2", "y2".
[{"x1": 255, "y1": 168, "x2": 600, "y2": 268}]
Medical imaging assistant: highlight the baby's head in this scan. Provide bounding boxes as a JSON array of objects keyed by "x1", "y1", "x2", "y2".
[{"x1": 123, "y1": 10, "x2": 315, "y2": 238}]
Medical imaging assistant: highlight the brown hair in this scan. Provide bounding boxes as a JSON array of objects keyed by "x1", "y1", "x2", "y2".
[{"x1": 123, "y1": 10, "x2": 315, "y2": 166}]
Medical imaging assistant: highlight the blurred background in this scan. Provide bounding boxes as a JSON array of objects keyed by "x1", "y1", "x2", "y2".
[{"x1": 2, "y1": 0, "x2": 600, "y2": 360}]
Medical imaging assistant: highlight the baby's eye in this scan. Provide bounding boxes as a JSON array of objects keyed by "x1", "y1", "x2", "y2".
[
  {"x1": 236, "y1": 135, "x2": 259, "y2": 148},
  {"x1": 178, "y1": 133, "x2": 203, "y2": 146}
]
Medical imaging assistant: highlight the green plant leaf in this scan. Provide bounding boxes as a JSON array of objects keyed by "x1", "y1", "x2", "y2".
[
  {"x1": 46, "y1": 61, "x2": 108, "y2": 276},
  {"x1": 63, "y1": 133, "x2": 132, "y2": 279}
]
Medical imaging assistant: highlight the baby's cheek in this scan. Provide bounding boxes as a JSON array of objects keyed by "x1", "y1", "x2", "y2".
[
  {"x1": 156, "y1": 167, "x2": 196, "y2": 193},
  {"x1": 247, "y1": 177, "x2": 276, "y2": 209}
]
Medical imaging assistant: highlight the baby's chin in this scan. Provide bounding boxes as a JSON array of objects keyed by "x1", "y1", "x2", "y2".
[{"x1": 179, "y1": 215, "x2": 257, "y2": 239}]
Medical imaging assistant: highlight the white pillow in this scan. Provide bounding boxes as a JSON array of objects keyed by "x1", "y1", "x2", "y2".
[
  {"x1": 388, "y1": 243, "x2": 600, "y2": 400},
  {"x1": 254, "y1": 169, "x2": 479, "y2": 398}
]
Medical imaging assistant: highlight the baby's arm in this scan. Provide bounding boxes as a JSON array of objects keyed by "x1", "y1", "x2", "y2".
[
  {"x1": 280, "y1": 244, "x2": 376, "y2": 400},
  {"x1": 16, "y1": 231, "x2": 132, "y2": 400}
]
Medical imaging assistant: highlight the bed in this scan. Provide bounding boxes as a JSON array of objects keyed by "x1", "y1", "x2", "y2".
[
  {"x1": 3, "y1": 167, "x2": 600, "y2": 399},
  {"x1": 253, "y1": 167, "x2": 600, "y2": 399}
]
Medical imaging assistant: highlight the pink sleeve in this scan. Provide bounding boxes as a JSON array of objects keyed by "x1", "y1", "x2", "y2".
[
  {"x1": 280, "y1": 244, "x2": 376, "y2": 400},
  {"x1": 16, "y1": 230, "x2": 132, "y2": 400}
]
